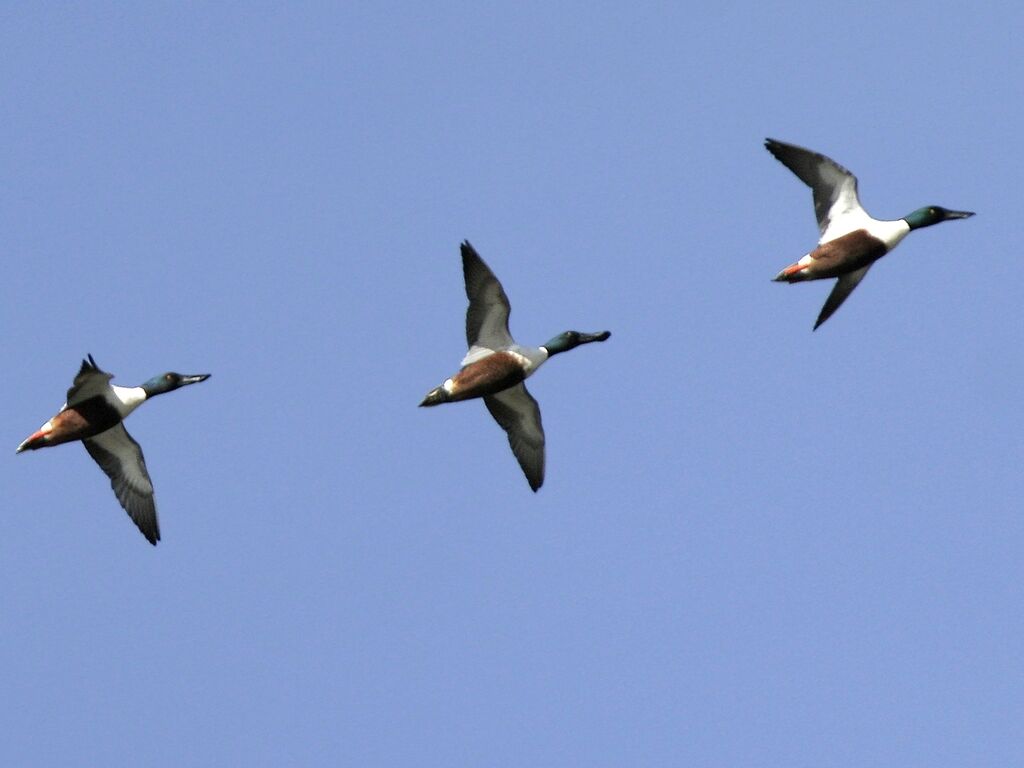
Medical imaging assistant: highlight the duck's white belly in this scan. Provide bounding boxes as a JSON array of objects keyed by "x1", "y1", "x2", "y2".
[{"x1": 823, "y1": 213, "x2": 909, "y2": 250}]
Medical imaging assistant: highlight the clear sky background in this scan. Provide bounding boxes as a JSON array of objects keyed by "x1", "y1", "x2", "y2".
[{"x1": 1, "y1": 2, "x2": 1020, "y2": 765}]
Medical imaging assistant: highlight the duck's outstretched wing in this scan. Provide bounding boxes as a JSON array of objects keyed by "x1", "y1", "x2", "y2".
[
  {"x1": 83, "y1": 424, "x2": 160, "y2": 545},
  {"x1": 462, "y1": 241, "x2": 514, "y2": 350},
  {"x1": 484, "y1": 383, "x2": 545, "y2": 492},
  {"x1": 765, "y1": 139, "x2": 864, "y2": 239},
  {"x1": 814, "y1": 266, "x2": 871, "y2": 330}
]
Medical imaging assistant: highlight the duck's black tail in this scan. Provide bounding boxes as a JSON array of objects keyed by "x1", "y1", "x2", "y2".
[{"x1": 419, "y1": 386, "x2": 450, "y2": 407}]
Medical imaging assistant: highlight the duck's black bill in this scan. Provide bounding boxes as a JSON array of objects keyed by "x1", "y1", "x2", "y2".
[
  {"x1": 580, "y1": 331, "x2": 611, "y2": 343},
  {"x1": 944, "y1": 209, "x2": 975, "y2": 219},
  {"x1": 181, "y1": 374, "x2": 211, "y2": 385}
]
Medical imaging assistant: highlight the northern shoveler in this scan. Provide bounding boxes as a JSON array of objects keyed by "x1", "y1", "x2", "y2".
[
  {"x1": 420, "y1": 241, "x2": 610, "y2": 491},
  {"x1": 766, "y1": 138, "x2": 974, "y2": 330},
  {"x1": 16, "y1": 355, "x2": 210, "y2": 545}
]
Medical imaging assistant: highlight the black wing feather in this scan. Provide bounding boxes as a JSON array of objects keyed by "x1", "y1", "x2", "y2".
[
  {"x1": 484, "y1": 384, "x2": 545, "y2": 492},
  {"x1": 83, "y1": 425, "x2": 160, "y2": 545},
  {"x1": 461, "y1": 241, "x2": 514, "y2": 349}
]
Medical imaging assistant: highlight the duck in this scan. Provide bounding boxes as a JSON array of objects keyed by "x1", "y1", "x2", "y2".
[
  {"x1": 16, "y1": 355, "x2": 210, "y2": 545},
  {"x1": 766, "y1": 138, "x2": 974, "y2": 330},
  {"x1": 420, "y1": 241, "x2": 610, "y2": 491}
]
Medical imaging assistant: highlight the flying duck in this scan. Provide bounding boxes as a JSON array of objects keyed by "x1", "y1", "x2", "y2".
[
  {"x1": 420, "y1": 241, "x2": 610, "y2": 491},
  {"x1": 767, "y1": 138, "x2": 974, "y2": 329},
  {"x1": 17, "y1": 355, "x2": 210, "y2": 545}
]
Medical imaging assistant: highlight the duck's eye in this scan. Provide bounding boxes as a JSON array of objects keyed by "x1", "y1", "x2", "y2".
[{"x1": 165, "y1": 374, "x2": 174, "y2": 381}]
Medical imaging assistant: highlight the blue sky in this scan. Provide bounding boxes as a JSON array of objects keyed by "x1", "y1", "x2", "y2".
[{"x1": 1, "y1": 2, "x2": 1020, "y2": 765}]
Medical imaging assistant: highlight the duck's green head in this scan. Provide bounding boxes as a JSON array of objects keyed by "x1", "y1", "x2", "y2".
[
  {"x1": 142, "y1": 371, "x2": 211, "y2": 398},
  {"x1": 542, "y1": 330, "x2": 611, "y2": 356},
  {"x1": 904, "y1": 206, "x2": 974, "y2": 230}
]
